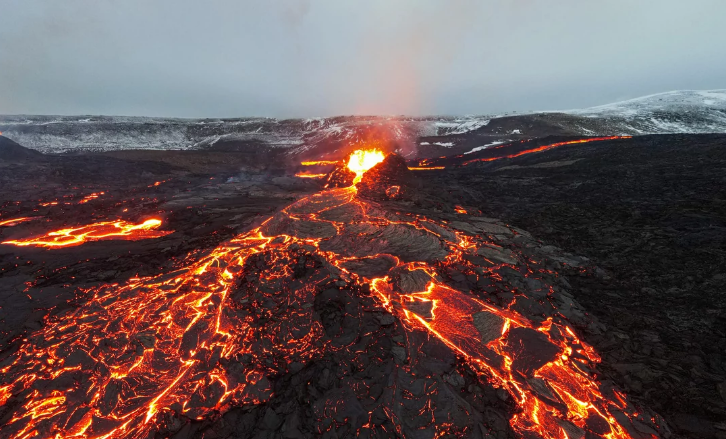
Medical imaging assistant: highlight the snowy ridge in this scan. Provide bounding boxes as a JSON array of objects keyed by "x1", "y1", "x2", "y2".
[
  {"x1": 569, "y1": 90, "x2": 726, "y2": 117},
  {"x1": 464, "y1": 140, "x2": 507, "y2": 155},
  {"x1": 1, "y1": 90, "x2": 725, "y2": 155},
  {"x1": 0, "y1": 115, "x2": 490, "y2": 154},
  {"x1": 560, "y1": 90, "x2": 726, "y2": 136}
]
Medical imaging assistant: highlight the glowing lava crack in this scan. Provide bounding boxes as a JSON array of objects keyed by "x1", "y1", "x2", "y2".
[
  {"x1": 0, "y1": 150, "x2": 664, "y2": 439},
  {"x1": 1, "y1": 219, "x2": 172, "y2": 248}
]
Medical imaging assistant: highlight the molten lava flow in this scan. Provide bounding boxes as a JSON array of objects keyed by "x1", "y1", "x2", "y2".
[
  {"x1": 294, "y1": 172, "x2": 327, "y2": 179},
  {"x1": 347, "y1": 149, "x2": 385, "y2": 183},
  {"x1": 0, "y1": 156, "x2": 660, "y2": 439},
  {"x1": 370, "y1": 279, "x2": 645, "y2": 439},
  {"x1": 300, "y1": 160, "x2": 340, "y2": 166},
  {"x1": 463, "y1": 136, "x2": 632, "y2": 166},
  {"x1": 38, "y1": 191, "x2": 107, "y2": 207},
  {"x1": 408, "y1": 166, "x2": 446, "y2": 171},
  {"x1": 1, "y1": 219, "x2": 172, "y2": 248},
  {"x1": 78, "y1": 192, "x2": 105, "y2": 204},
  {"x1": 0, "y1": 217, "x2": 36, "y2": 227},
  {"x1": 454, "y1": 206, "x2": 468, "y2": 214}
]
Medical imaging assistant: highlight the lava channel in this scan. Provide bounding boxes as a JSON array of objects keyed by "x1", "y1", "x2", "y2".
[
  {"x1": 0, "y1": 217, "x2": 38, "y2": 227},
  {"x1": 462, "y1": 136, "x2": 632, "y2": 166},
  {"x1": 1, "y1": 218, "x2": 173, "y2": 248}
]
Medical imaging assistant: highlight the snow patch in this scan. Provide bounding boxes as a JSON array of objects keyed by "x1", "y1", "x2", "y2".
[
  {"x1": 464, "y1": 140, "x2": 507, "y2": 154},
  {"x1": 435, "y1": 117, "x2": 490, "y2": 135}
]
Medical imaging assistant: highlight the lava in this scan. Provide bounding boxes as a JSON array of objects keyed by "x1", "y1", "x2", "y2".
[
  {"x1": 294, "y1": 172, "x2": 327, "y2": 179},
  {"x1": 78, "y1": 192, "x2": 105, "y2": 204},
  {"x1": 371, "y1": 280, "x2": 644, "y2": 439},
  {"x1": 408, "y1": 166, "x2": 446, "y2": 171},
  {"x1": 1, "y1": 218, "x2": 172, "y2": 248},
  {"x1": 347, "y1": 149, "x2": 385, "y2": 183},
  {"x1": 0, "y1": 149, "x2": 660, "y2": 439},
  {"x1": 0, "y1": 217, "x2": 37, "y2": 227},
  {"x1": 300, "y1": 160, "x2": 340, "y2": 166},
  {"x1": 38, "y1": 191, "x2": 106, "y2": 207},
  {"x1": 463, "y1": 136, "x2": 632, "y2": 166}
]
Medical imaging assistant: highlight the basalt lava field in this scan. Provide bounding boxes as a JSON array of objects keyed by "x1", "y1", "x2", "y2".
[{"x1": 0, "y1": 132, "x2": 725, "y2": 439}]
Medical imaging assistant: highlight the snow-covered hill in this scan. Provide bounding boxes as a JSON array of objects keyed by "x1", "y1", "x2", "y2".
[
  {"x1": 1, "y1": 90, "x2": 724, "y2": 158},
  {"x1": 563, "y1": 90, "x2": 726, "y2": 135},
  {"x1": 0, "y1": 114, "x2": 490, "y2": 157}
]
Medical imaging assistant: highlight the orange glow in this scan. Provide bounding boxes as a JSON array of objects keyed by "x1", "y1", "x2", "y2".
[
  {"x1": 78, "y1": 191, "x2": 105, "y2": 204},
  {"x1": 463, "y1": 136, "x2": 632, "y2": 166},
  {"x1": 371, "y1": 279, "x2": 641, "y2": 439},
  {"x1": 454, "y1": 206, "x2": 467, "y2": 214},
  {"x1": 347, "y1": 149, "x2": 385, "y2": 183},
  {"x1": 294, "y1": 172, "x2": 327, "y2": 179},
  {"x1": 38, "y1": 191, "x2": 107, "y2": 207},
  {"x1": 0, "y1": 149, "x2": 653, "y2": 438},
  {"x1": 300, "y1": 160, "x2": 340, "y2": 166},
  {"x1": 408, "y1": 166, "x2": 445, "y2": 171},
  {"x1": 0, "y1": 217, "x2": 35, "y2": 227},
  {"x1": 1, "y1": 219, "x2": 172, "y2": 248}
]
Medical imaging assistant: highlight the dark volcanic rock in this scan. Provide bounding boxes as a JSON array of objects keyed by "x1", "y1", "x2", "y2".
[
  {"x1": 415, "y1": 133, "x2": 726, "y2": 438},
  {"x1": 325, "y1": 165, "x2": 355, "y2": 188},
  {"x1": 2, "y1": 131, "x2": 723, "y2": 439},
  {"x1": 356, "y1": 154, "x2": 421, "y2": 201},
  {"x1": 0, "y1": 136, "x2": 43, "y2": 161}
]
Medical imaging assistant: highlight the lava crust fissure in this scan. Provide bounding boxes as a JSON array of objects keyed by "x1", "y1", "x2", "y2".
[{"x1": 0, "y1": 166, "x2": 669, "y2": 439}]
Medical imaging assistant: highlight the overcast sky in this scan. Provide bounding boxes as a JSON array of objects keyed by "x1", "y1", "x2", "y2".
[{"x1": 1, "y1": 0, "x2": 724, "y2": 118}]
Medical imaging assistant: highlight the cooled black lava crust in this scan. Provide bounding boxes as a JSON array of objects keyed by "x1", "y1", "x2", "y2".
[{"x1": 417, "y1": 133, "x2": 726, "y2": 438}]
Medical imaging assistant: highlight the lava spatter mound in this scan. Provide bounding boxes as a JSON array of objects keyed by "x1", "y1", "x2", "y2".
[
  {"x1": 356, "y1": 153, "x2": 421, "y2": 202},
  {"x1": 0, "y1": 162, "x2": 668, "y2": 438},
  {"x1": 323, "y1": 165, "x2": 356, "y2": 188}
]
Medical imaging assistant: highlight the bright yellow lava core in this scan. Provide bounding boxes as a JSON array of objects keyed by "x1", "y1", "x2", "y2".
[{"x1": 347, "y1": 149, "x2": 385, "y2": 183}]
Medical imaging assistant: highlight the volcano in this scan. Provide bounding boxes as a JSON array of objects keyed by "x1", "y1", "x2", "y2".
[
  {"x1": 1, "y1": 132, "x2": 724, "y2": 439},
  {"x1": 0, "y1": 149, "x2": 670, "y2": 439}
]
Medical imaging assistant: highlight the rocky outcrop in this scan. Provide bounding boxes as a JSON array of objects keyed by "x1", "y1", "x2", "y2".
[{"x1": 356, "y1": 153, "x2": 421, "y2": 201}]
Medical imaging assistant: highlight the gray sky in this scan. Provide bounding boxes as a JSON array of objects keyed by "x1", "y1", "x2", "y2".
[{"x1": 1, "y1": 0, "x2": 724, "y2": 118}]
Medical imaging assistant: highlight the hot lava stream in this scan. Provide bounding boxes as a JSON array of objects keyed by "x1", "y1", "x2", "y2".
[
  {"x1": 0, "y1": 150, "x2": 664, "y2": 439},
  {"x1": 0, "y1": 217, "x2": 37, "y2": 228},
  {"x1": 1, "y1": 219, "x2": 172, "y2": 248},
  {"x1": 409, "y1": 136, "x2": 633, "y2": 170}
]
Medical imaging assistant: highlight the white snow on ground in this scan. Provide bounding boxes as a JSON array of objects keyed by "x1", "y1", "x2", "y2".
[
  {"x1": 434, "y1": 117, "x2": 490, "y2": 135},
  {"x1": 3, "y1": 90, "x2": 726, "y2": 153},
  {"x1": 567, "y1": 90, "x2": 726, "y2": 117},
  {"x1": 464, "y1": 140, "x2": 507, "y2": 154},
  {"x1": 559, "y1": 90, "x2": 726, "y2": 135}
]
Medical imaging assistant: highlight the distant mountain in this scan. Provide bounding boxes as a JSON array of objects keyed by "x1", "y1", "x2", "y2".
[
  {"x1": 563, "y1": 89, "x2": 726, "y2": 134},
  {"x1": 0, "y1": 115, "x2": 489, "y2": 158},
  {"x1": 1, "y1": 90, "x2": 724, "y2": 159}
]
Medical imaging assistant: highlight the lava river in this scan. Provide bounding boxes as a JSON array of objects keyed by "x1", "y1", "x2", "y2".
[
  {"x1": 1, "y1": 219, "x2": 173, "y2": 249},
  {"x1": 0, "y1": 151, "x2": 664, "y2": 439}
]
